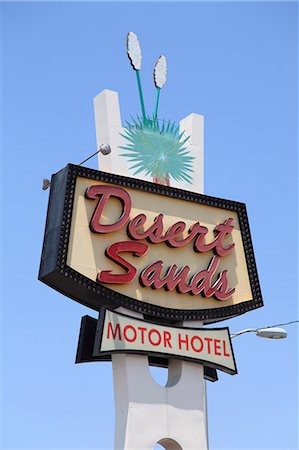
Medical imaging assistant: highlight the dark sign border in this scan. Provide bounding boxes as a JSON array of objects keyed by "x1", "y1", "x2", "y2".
[
  {"x1": 39, "y1": 163, "x2": 263, "y2": 323},
  {"x1": 92, "y1": 308, "x2": 237, "y2": 376}
]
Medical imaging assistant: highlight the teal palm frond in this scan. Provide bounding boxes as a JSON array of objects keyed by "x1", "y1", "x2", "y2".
[{"x1": 120, "y1": 116, "x2": 194, "y2": 183}]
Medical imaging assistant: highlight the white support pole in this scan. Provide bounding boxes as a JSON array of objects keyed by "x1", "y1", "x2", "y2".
[
  {"x1": 94, "y1": 90, "x2": 207, "y2": 450},
  {"x1": 112, "y1": 351, "x2": 207, "y2": 449},
  {"x1": 174, "y1": 113, "x2": 204, "y2": 194},
  {"x1": 93, "y1": 89, "x2": 128, "y2": 177}
]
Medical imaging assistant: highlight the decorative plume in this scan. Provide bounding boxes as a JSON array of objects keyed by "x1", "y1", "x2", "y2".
[
  {"x1": 126, "y1": 31, "x2": 146, "y2": 123},
  {"x1": 126, "y1": 32, "x2": 142, "y2": 71},
  {"x1": 122, "y1": 32, "x2": 195, "y2": 186},
  {"x1": 153, "y1": 55, "x2": 167, "y2": 120},
  {"x1": 154, "y1": 55, "x2": 167, "y2": 88}
]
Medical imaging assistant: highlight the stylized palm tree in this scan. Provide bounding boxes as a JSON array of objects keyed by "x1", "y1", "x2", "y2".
[{"x1": 121, "y1": 32, "x2": 194, "y2": 186}]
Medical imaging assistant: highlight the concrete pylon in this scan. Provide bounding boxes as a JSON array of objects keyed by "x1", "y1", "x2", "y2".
[
  {"x1": 93, "y1": 90, "x2": 207, "y2": 449},
  {"x1": 113, "y1": 348, "x2": 207, "y2": 449}
]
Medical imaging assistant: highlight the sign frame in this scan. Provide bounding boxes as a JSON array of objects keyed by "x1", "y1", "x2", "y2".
[
  {"x1": 39, "y1": 163, "x2": 263, "y2": 323},
  {"x1": 75, "y1": 314, "x2": 219, "y2": 382},
  {"x1": 92, "y1": 308, "x2": 237, "y2": 375}
]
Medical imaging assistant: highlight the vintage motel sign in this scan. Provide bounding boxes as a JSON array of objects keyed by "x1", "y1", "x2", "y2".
[
  {"x1": 39, "y1": 30, "x2": 265, "y2": 450},
  {"x1": 39, "y1": 163, "x2": 263, "y2": 324},
  {"x1": 93, "y1": 309, "x2": 237, "y2": 375}
]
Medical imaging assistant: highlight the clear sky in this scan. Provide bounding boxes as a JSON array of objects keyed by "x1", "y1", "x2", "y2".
[{"x1": 1, "y1": 1, "x2": 298, "y2": 449}]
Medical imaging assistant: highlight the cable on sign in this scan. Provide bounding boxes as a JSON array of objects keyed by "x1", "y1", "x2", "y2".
[{"x1": 42, "y1": 144, "x2": 112, "y2": 190}]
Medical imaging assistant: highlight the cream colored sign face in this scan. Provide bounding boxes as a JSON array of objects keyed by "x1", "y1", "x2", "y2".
[
  {"x1": 67, "y1": 177, "x2": 253, "y2": 312},
  {"x1": 94, "y1": 310, "x2": 237, "y2": 374}
]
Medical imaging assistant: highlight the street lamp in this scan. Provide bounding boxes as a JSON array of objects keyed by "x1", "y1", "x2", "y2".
[
  {"x1": 206, "y1": 320, "x2": 298, "y2": 449},
  {"x1": 230, "y1": 320, "x2": 299, "y2": 339},
  {"x1": 231, "y1": 327, "x2": 287, "y2": 339}
]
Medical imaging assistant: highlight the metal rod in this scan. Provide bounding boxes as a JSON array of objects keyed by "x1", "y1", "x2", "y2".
[
  {"x1": 154, "y1": 87, "x2": 161, "y2": 122},
  {"x1": 136, "y1": 70, "x2": 146, "y2": 123},
  {"x1": 231, "y1": 329, "x2": 257, "y2": 338},
  {"x1": 78, "y1": 149, "x2": 100, "y2": 166}
]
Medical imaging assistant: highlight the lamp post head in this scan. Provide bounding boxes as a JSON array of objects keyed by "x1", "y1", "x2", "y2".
[{"x1": 256, "y1": 327, "x2": 287, "y2": 339}]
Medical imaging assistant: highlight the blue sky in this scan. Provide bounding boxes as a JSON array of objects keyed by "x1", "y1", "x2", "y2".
[{"x1": 1, "y1": 1, "x2": 298, "y2": 449}]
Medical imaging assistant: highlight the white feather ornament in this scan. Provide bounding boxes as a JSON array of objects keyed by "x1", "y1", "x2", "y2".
[
  {"x1": 154, "y1": 55, "x2": 167, "y2": 88},
  {"x1": 126, "y1": 31, "x2": 142, "y2": 70}
]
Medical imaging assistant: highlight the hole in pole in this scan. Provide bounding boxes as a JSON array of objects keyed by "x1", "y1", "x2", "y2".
[
  {"x1": 148, "y1": 358, "x2": 183, "y2": 387},
  {"x1": 149, "y1": 364, "x2": 168, "y2": 387},
  {"x1": 154, "y1": 438, "x2": 183, "y2": 449}
]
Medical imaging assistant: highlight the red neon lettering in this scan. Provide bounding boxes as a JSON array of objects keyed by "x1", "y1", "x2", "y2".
[
  {"x1": 190, "y1": 256, "x2": 220, "y2": 296},
  {"x1": 107, "y1": 322, "x2": 121, "y2": 340},
  {"x1": 213, "y1": 218, "x2": 235, "y2": 256},
  {"x1": 128, "y1": 214, "x2": 166, "y2": 244},
  {"x1": 214, "y1": 339, "x2": 222, "y2": 356},
  {"x1": 123, "y1": 325, "x2": 137, "y2": 342},
  {"x1": 140, "y1": 262, "x2": 190, "y2": 294},
  {"x1": 138, "y1": 327, "x2": 147, "y2": 344},
  {"x1": 223, "y1": 340, "x2": 230, "y2": 357},
  {"x1": 139, "y1": 256, "x2": 234, "y2": 300},
  {"x1": 210, "y1": 269, "x2": 235, "y2": 300},
  {"x1": 178, "y1": 333, "x2": 189, "y2": 351},
  {"x1": 127, "y1": 209, "x2": 235, "y2": 256},
  {"x1": 98, "y1": 241, "x2": 148, "y2": 284},
  {"x1": 85, "y1": 185, "x2": 236, "y2": 298},
  {"x1": 204, "y1": 337, "x2": 213, "y2": 354},
  {"x1": 191, "y1": 336, "x2": 204, "y2": 353},
  {"x1": 148, "y1": 329, "x2": 162, "y2": 346},
  {"x1": 85, "y1": 185, "x2": 131, "y2": 234},
  {"x1": 127, "y1": 214, "x2": 147, "y2": 240},
  {"x1": 163, "y1": 331, "x2": 172, "y2": 348},
  {"x1": 191, "y1": 256, "x2": 235, "y2": 300},
  {"x1": 165, "y1": 221, "x2": 186, "y2": 246},
  {"x1": 139, "y1": 261, "x2": 163, "y2": 288},
  {"x1": 194, "y1": 218, "x2": 235, "y2": 256}
]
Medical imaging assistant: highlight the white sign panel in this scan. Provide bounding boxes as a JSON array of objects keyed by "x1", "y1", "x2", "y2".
[{"x1": 93, "y1": 309, "x2": 237, "y2": 375}]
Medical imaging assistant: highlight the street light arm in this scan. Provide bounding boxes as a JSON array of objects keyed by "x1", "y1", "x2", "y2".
[{"x1": 230, "y1": 329, "x2": 257, "y2": 338}]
